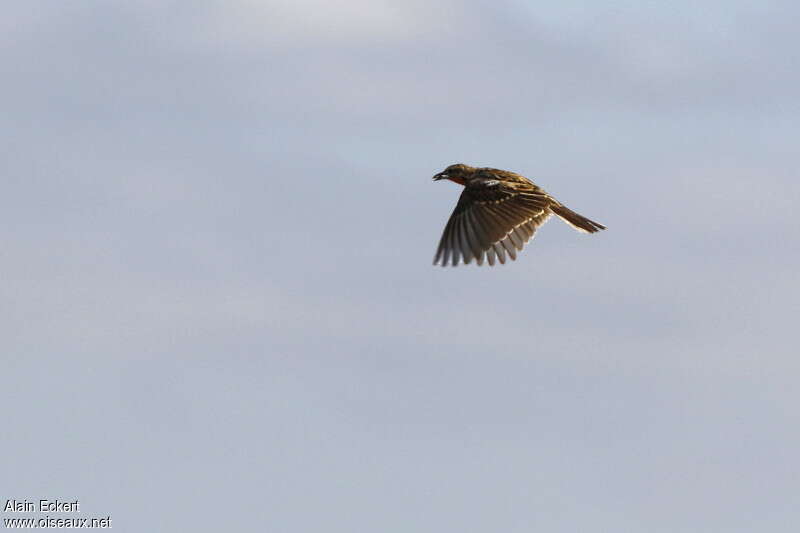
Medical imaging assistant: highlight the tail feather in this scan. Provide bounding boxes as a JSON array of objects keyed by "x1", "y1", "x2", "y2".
[{"x1": 551, "y1": 204, "x2": 606, "y2": 233}]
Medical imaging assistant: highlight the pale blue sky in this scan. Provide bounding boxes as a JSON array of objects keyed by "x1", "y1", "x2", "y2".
[{"x1": 2, "y1": 1, "x2": 799, "y2": 531}]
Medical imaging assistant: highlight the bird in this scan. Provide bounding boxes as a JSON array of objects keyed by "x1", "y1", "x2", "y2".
[{"x1": 432, "y1": 163, "x2": 605, "y2": 266}]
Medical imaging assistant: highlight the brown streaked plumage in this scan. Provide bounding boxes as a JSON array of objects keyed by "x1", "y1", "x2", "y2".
[{"x1": 432, "y1": 163, "x2": 606, "y2": 266}]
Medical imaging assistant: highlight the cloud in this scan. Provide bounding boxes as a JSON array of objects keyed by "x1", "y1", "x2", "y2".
[
  {"x1": 3, "y1": 2, "x2": 800, "y2": 531},
  {"x1": 193, "y1": 0, "x2": 465, "y2": 46}
]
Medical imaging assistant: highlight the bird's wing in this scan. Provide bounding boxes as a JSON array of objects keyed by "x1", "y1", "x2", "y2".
[{"x1": 433, "y1": 176, "x2": 552, "y2": 266}]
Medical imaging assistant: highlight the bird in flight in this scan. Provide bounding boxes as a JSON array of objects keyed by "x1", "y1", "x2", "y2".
[{"x1": 432, "y1": 163, "x2": 605, "y2": 266}]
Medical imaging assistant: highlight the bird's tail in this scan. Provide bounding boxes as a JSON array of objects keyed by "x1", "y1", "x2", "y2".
[{"x1": 551, "y1": 204, "x2": 606, "y2": 233}]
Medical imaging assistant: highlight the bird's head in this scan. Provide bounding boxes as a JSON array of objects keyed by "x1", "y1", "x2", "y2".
[{"x1": 433, "y1": 163, "x2": 474, "y2": 185}]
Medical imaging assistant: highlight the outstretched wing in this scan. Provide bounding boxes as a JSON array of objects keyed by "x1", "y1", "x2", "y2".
[{"x1": 433, "y1": 176, "x2": 552, "y2": 266}]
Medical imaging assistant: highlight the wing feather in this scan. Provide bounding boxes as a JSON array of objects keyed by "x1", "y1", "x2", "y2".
[{"x1": 433, "y1": 177, "x2": 554, "y2": 266}]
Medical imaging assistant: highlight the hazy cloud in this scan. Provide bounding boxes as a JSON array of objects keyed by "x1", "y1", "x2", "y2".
[{"x1": 3, "y1": 1, "x2": 799, "y2": 532}]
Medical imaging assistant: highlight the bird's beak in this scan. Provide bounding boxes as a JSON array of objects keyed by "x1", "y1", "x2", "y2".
[{"x1": 433, "y1": 173, "x2": 448, "y2": 181}]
